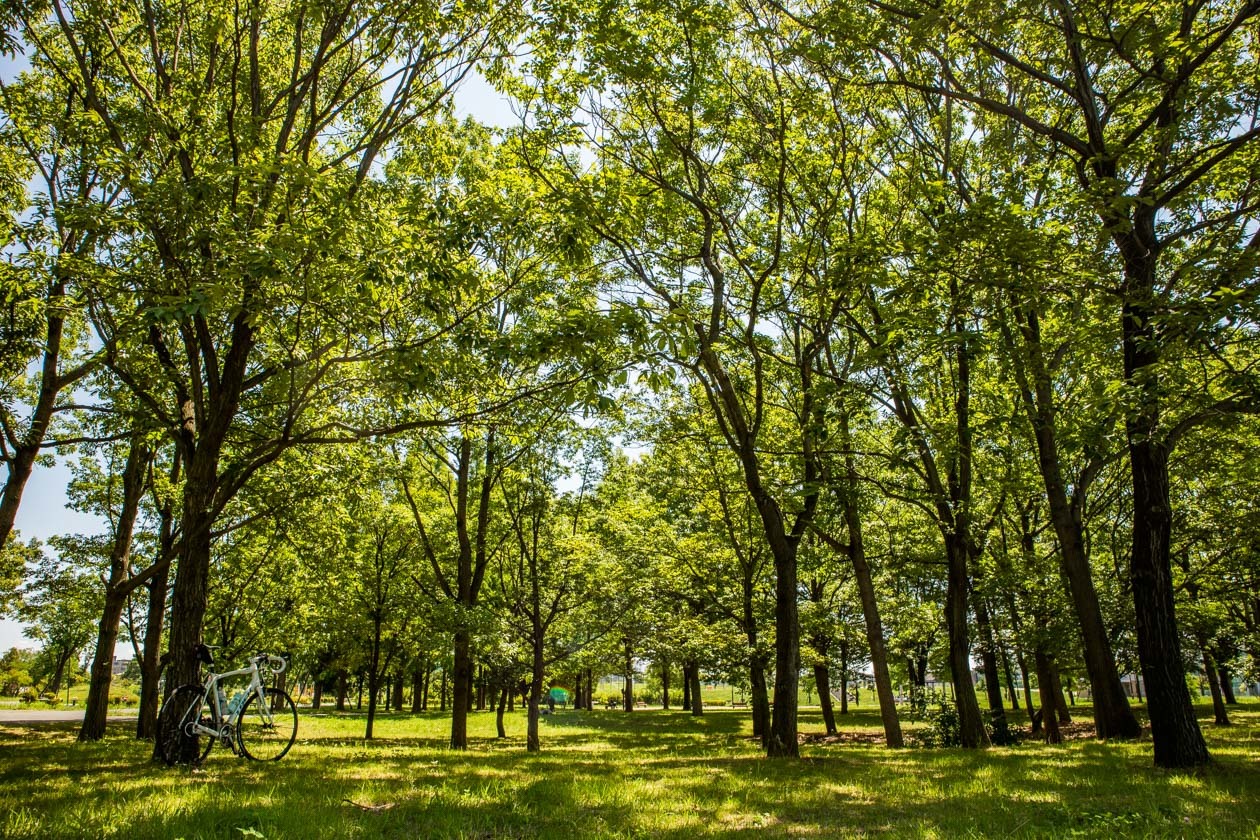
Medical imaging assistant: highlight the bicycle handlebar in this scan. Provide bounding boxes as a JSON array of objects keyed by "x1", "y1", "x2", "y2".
[{"x1": 252, "y1": 652, "x2": 287, "y2": 674}]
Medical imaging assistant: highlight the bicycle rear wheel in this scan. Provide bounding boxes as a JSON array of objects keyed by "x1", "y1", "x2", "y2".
[
  {"x1": 157, "y1": 684, "x2": 214, "y2": 766},
  {"x1": 236, "y1": 687, "x2": 297, "y2": 761}
]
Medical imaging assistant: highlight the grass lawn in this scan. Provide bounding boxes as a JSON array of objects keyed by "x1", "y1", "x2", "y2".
[{"x1": 1, "y1": 701, "x2": 1257, "y2": 839}]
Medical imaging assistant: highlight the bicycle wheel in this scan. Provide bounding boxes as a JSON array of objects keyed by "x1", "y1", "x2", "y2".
[
  {"x1": 236, "y1": 687, "x2": 297, "y2": 761},
  {"x1": 157, "y1": 684, "x2": 214, "y2": 766}
]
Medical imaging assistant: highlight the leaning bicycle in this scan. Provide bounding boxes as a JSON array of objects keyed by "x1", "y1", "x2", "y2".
[{"x1": 157, "y1": 644, "x2": 298, "y2": 765}]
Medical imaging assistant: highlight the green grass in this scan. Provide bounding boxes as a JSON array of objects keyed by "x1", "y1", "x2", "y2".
[
  {"x1": 0, "y1": 679, "x2": 142, "y2": 710},
  {"x1": 1, "y1": 701, "x2": 1258, "y2": 839}
]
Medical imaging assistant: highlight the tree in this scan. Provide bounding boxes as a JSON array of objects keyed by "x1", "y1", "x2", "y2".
[
  {"x1": 79, "y1": 432, "x2": 152, "y2": 741},
  {"x1": 0, "y1": 43, "x2": 111, "y2": 553},
  {"x1": 848, "y1": 0, "x2": 1260, "y2": 769},
  {"x1": 522, "y1": 0, "x2": 846, "y2": 756},
  {"x1": 9, "y1": 1, "x2": 508, "y2": 720},
  {"x1": 15, "y1": 544, "x2": 101, "y2": 695}
]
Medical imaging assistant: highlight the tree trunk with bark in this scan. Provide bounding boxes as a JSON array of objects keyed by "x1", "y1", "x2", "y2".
[
  {"x1": 838, "y1": 414, "x2": 903, "y2": 746},
  {"x1": 496, "y1": 686, "x2": 509, "y2": 739},
  {"x1": 1200, "y1": 644, "x2": 1231, "y2": 727},
  {"x1": 1218, "y1": 666, "x2": 1237, "y2": 705},
  {"x1": 528, "y1": 632, "x2": 546, "y2": 751},
  {"x1": 136, "y1": 460, "x2": 178, "y2": 742},
  {"x1": 622, "y1": 638, "x2": 634, "y2": 712},
  {"x1": 451, "y1": 630, "x2": 473, "y2": 745},
  {"x1": 945, "y1": 534, "x2": 989, "y2": 748},
  {"x1": 1034, "y1": 648, "x2": 1063, "y2": 744},
  {"x1": 1006, "y1": 304, "x2": 1142, "y2": 740},
  {"x1": 973, "y1": 594, "x2": 1008, "y2": 739},
  {"x1": 412, "y1": 666, "x2": 424, "y2": 713},
  {"x1": 815, "y1": 662, "x2": 837, "y2": 736},
  {"x1": 365, "y1": 614, "x2": 383, "y2": 739},
  {"x1": 1049, "y1": 663, "x2": 1071, "y2": 725},
  {"x1": 80, "y1": 439, "x2": 150, "y2": 741},
  {"x1": 1114, "y1": 222, "x2": 1210, "y2": 767},
  {"x1": 750, "y1": 657, "x2": 770, "y2": 742}
]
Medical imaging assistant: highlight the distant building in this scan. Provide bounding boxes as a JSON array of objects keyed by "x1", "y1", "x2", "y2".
[{"x1": 111, "y1": 657, "x2": 131, "y2": 676}]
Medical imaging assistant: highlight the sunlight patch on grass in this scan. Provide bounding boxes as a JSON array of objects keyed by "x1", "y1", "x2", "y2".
[{"x1": 1, "y1": 704, "x2": 1258, "y2": 838}]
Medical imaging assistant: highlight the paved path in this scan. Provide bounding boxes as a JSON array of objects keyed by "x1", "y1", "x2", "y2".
[{"x1": 0, "y1": 710, "x2": 136, "y2": 724}]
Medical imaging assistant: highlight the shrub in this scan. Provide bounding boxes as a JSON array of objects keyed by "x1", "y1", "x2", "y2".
[{"x1": 918, "y1": 700, "x2": 961, "y2": 747}]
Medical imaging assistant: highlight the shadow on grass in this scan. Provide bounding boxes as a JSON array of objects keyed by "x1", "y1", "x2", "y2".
[{"x1": 3, "y1": 703, "x2": 1259, "y2": 839}]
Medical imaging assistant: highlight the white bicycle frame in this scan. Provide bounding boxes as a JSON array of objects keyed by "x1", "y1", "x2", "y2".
[{"x1": 185, "y1": 654, "x2": 286, "y2": 741}]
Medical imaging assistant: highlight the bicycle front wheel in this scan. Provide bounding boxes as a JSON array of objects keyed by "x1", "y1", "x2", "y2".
[
  {"x1": 157, "y1": 684, "x2": 214, "y2": 766},
  {"x1": 236, "y1": 687, "x2": 297, "y2": 761}
]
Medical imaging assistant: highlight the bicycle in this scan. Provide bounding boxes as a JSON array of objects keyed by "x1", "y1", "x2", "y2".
[{"x1": 157, "y1": 644, "x2": 298, "y2": 765}]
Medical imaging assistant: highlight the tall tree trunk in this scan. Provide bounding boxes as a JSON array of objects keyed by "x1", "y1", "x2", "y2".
[
  {"x1": 622, "y1": 638, "x2": 634, "y2": 712},
  {"x1": 1007, "y1": 304, "x2": 1141, "y2": 740},
  {"x1": 682, "y1": 663, "x2": 692, "y2": 711},
  {"x1": 974, "y1": 594, "x2": 1008, "y2": 737},
  {"x1": 750, "y1": 657, "x2": 770, "y2": 742},
  {"x1": 814, "y1": 662, "x2": 837, "y2": 736},
  {"x1": 1218, "y1": 666, "x2": 1238, "y2": 705},
  {"x1": 689, "y1": 663, "x2": 703, "y2": 717},
  {"x1": 528, "y1": 627, "x2": 546, "y2": 751},
  {"x1": 1118, "y1": 231, "x2": 1210, "y2": 768},
  {"x1": 365, "y1": 617, "x2": 382, "y2": 739},
  {"x1": 157, "y1": 453, "x2": 226, "y2": 763},
  {"x1": 764, "y1": 521, "x2": 799, "y2": 756},
  {"x1": 1034, "y1": 647, "x2": 1062, "y2": 744},
  {"x1": 1200, "y1": 644, "x2": 1231, "y2": 727},
  {"x1": 744, "y1": 568, "x2": 769, "y2": 741},
  {"x1": 450, "y1": 629, "x2": 472, "y2": 746},
  {"x1": 1018, "y1": 651, "x2": 1035, "y2": 723},
  {"x1": 445, "y1": 433, "x2": 495, "y2": 749},
  {"x1": 336, "y1": 670, "x2": 348, "y2": 711},
  {"x1": 412, "y1": 666, "x2": 424, "y2": 713},
  {"x1": 1001, "y1": 643, "x2": 1020, "y2": 710},
  {"x1": 839, "y1": 638, "x2": 849, "y2": 715},
  {"x1": 80, "y1": 439, "x2": 149, "y2": 741},
  {"x1": 47, "y1": 652, "x2": 70, "y2": 696},
  {"x1": 945, "y1": 535, "x2": 989, "y2": 748},
  {"x1": 838, "y1": 414, "x2": 903, "y2": 746},
  {"x1": 496, "y1": 686, "x2": 509, "y2": 739},
  {"x1": 136, "y1": 461, "x2": 177, "y2": 742},
  {"x1": 439, "y1": 666, "x2": 447, "y2": 712},
  {"x1": 1049, "y1": 662, "x2": 1071, "y2": 724}
]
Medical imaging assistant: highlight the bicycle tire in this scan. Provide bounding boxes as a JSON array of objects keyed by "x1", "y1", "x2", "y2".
[
  {"x1": 157, "y1": 684, "x2": 214, "y2": 766},
  {"x1": 236, "y1": 687, "x2": 297, "y2": 761}
]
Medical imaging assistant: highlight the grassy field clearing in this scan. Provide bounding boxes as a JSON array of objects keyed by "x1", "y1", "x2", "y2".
[{"x1": 1, "y1": 702, "x2": 1257, "y2": 839}]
